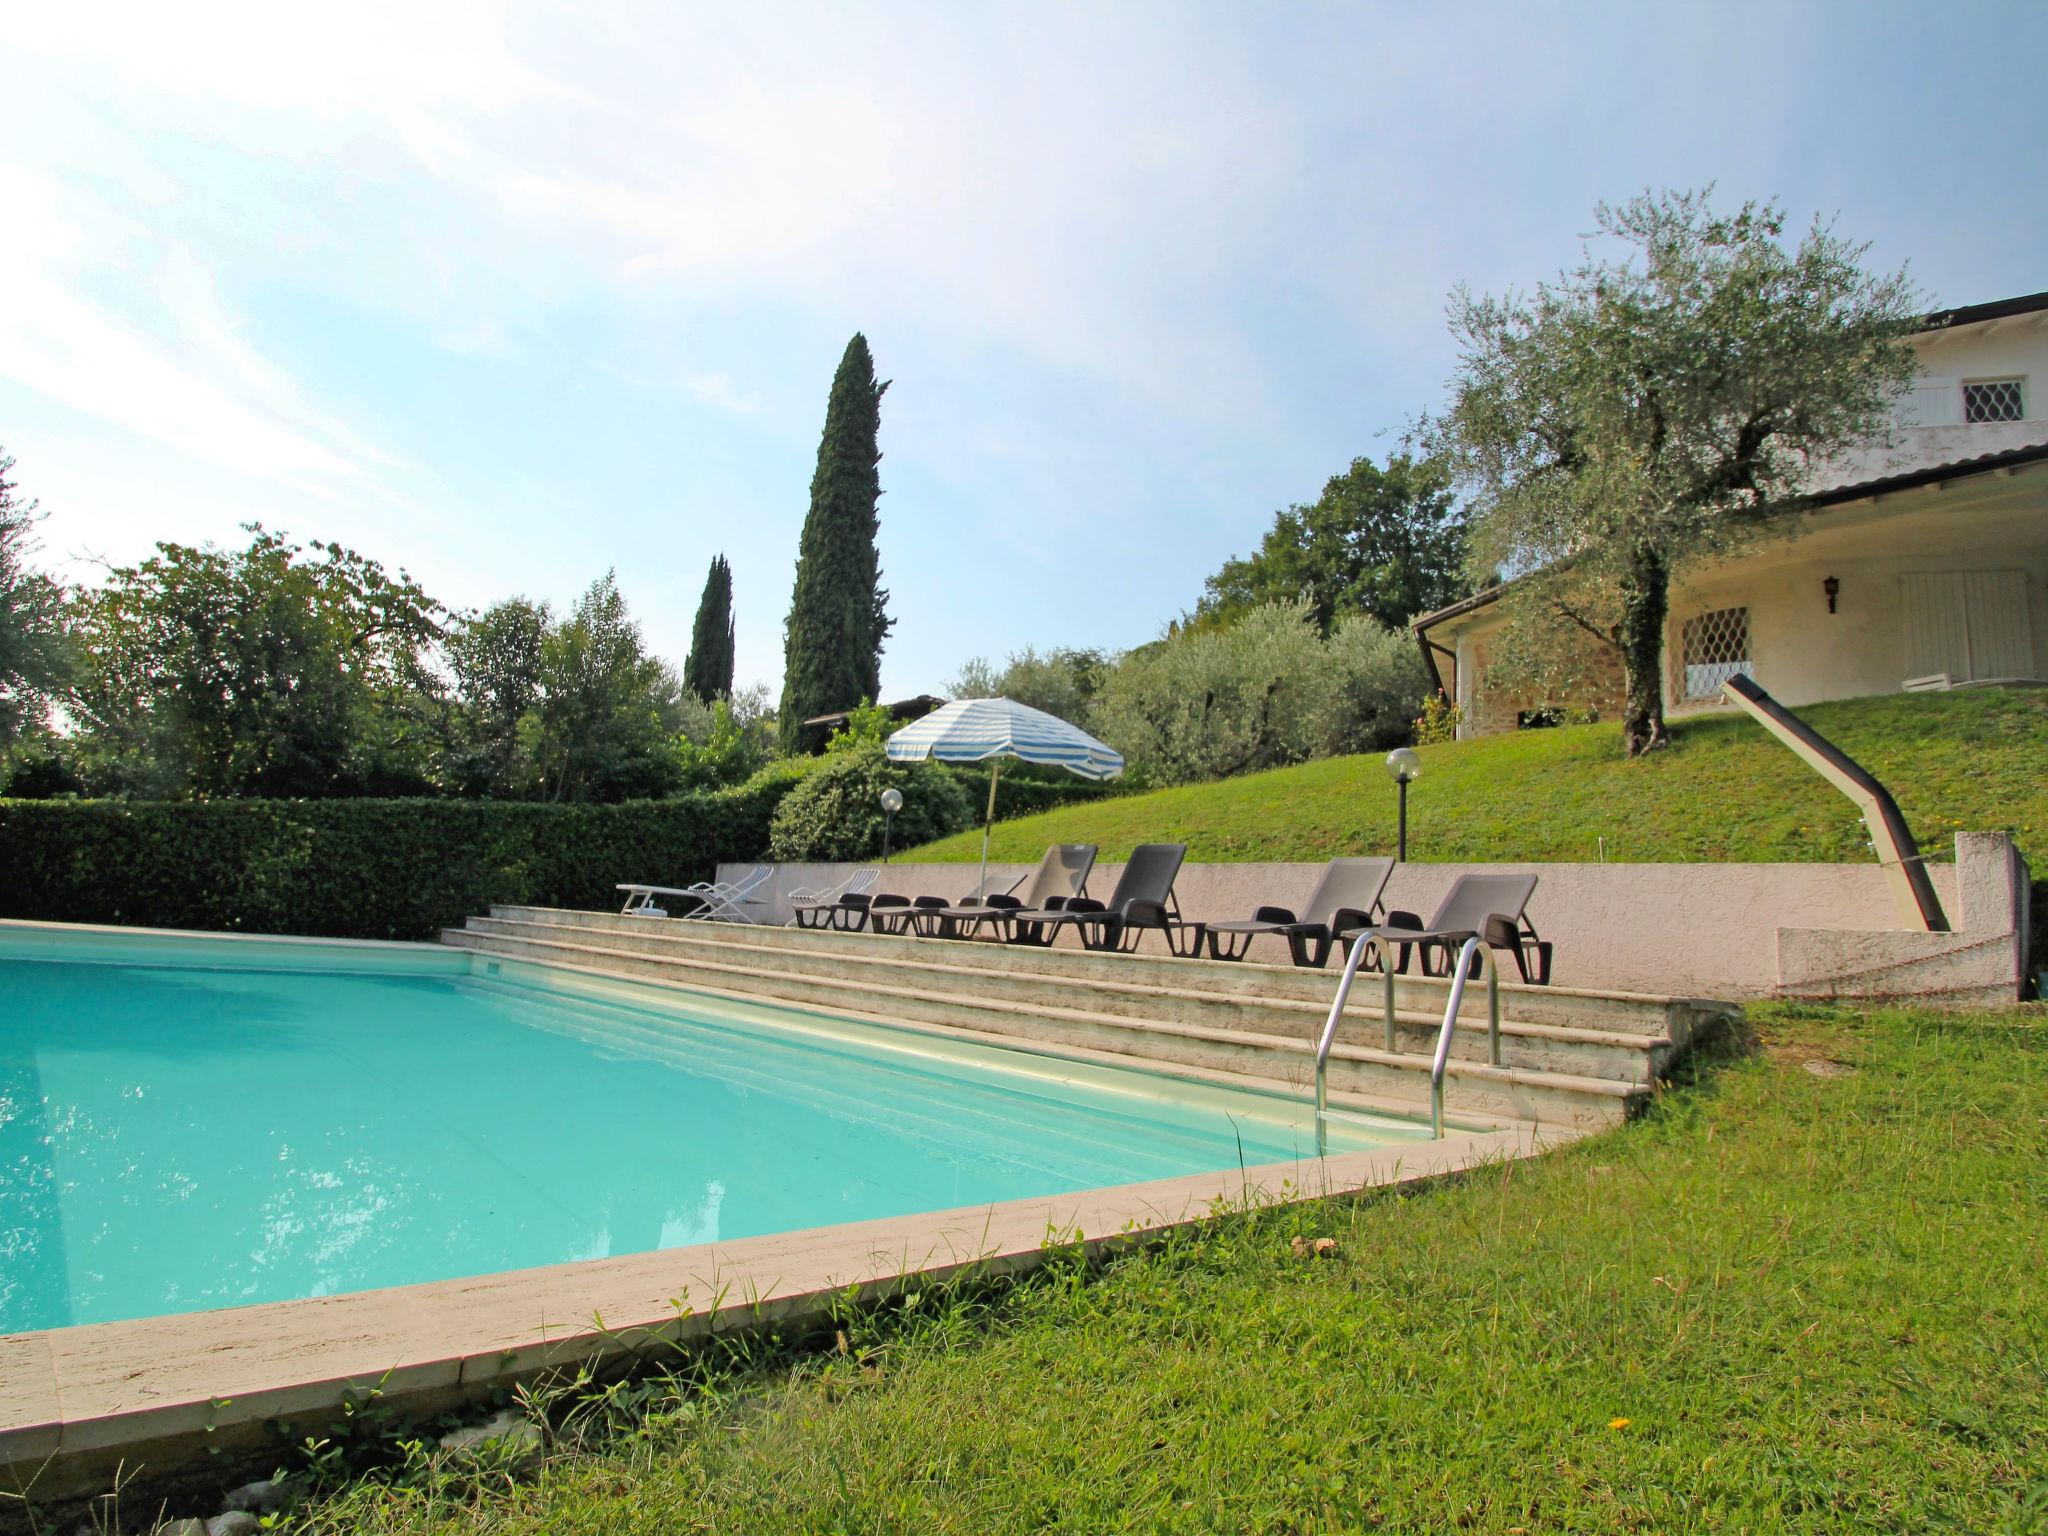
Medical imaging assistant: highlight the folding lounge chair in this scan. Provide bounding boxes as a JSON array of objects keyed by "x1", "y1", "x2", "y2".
[
  {"x1": 788, "y1": 868, "x2": 881, "y2": 931},
  {"x1": 691, "y1": 864, "x2": 775, "y2": 923},
  {"x1": 924, "y1": 844, "x2": 1098, "y2": 942},
  {"x1": 1200, "y1": 856, "x2": 1395, "y2": 966},
  {"x1": 1353, "y1": 872, "x2": 1552, "y2": 984},
  {"x1": 1006, "y1": 843, "x2": 1190, "y2": 954},
  {"x1": 618, "y1": 864, "x2": 769, "y2": 921}
]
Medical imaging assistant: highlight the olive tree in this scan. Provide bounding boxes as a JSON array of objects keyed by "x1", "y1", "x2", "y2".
[{"x1": 1433, "y1": 190, "x2": 1919, "y2": 755}]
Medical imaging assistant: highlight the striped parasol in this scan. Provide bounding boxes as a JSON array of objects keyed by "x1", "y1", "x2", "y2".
[{"x1": 885, "y1": 697, "x2": 1124, "y2": 892}]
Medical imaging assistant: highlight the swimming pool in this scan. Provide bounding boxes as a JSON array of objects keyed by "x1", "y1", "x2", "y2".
[{"x1": 0, "y1": 927, "x2": 1420, "y2": 1333}]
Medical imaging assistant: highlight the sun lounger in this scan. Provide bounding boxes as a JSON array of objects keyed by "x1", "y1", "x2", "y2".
[
  {"x1": 1352, "y1": 872, "x2": 1552, "y2": 984},
  {"x1": 864, "y1": 872, "x2": 1024, "y2": 946},
  {"x1": 1199, "y1": 856, "x2": 1395, "y2": 966},
  {"x1": 617, "y1": 864, "x2": 770, "y2": 921},
  {"x1": 924, "y1": 844, "x2": 1098, "y2": 941},
  {"x1": 788, "y1": 868, "x2": 881, "y2": 930},
  {"x1": 1005, "y1": 843, "x2": 1190, "y2": 953}
]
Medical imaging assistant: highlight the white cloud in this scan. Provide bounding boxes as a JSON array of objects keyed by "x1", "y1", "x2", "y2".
[{"x1": 0, "y1": 171, "x2": 384, "y2": 488}]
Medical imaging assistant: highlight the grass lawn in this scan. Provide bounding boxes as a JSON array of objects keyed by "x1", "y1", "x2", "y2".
[
  {"x1": 905, "y1": 688, "x2": 2048, "y2": 868},
  {"x1": 297, "y1": 1003, "x2": 2047, "y2": 1535}
]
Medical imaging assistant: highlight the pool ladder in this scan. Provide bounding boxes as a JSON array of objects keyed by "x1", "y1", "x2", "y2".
[{"x1": 1313, "y1": 933, "x2": 1498, "y2": 1151}]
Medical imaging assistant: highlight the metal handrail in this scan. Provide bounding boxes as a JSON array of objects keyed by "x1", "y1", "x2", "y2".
[
  {"x1": 1314, "y1": 932, "x2": 1400, "y2": 1155},
  {"x1": 1314, "y1": 930, "x2": 1500, "y2": 1150},
  {"x1": 1429, "y1": 937, "x2": 1498, "y2": 1138}
]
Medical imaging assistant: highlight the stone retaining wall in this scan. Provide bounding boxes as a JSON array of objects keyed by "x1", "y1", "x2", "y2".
[{"x1": 720, "y1": 833, "x2": 2031, "y2": 1004}]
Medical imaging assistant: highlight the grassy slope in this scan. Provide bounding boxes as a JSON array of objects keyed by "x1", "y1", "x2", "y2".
[
  {"x1": 304, "y1": 1005, "x2": 2047, "y2": 1534},
  {"x1": 905, "y1": 689, "x2": 2048, "y2": 867}
]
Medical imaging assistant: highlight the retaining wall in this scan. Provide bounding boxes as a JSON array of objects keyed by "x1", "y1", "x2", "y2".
[{"x1": 720, "y1": 832, "x2": 2031, "y2": 1004}]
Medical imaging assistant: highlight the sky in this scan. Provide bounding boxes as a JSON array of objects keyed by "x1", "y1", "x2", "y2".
[{"x1": 3, "y1": 2, "x2": 2044, "y2": 701}]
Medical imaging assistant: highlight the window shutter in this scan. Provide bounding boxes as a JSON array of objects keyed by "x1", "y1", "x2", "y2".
[{"x1": 1901, "y1": 570, "x2": 2035, "y2": 682}]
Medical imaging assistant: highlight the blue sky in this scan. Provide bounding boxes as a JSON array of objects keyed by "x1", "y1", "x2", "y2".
[{"x1": 3, "y1": 2, "x2": 2044, "y2": 699}]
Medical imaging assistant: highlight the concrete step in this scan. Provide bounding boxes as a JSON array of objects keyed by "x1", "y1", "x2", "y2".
[
  {"x1": 445, "y1": 925, "x2": 1646, "y2": 1131},
  {"x1": 490, "y1": 902, "x2": 1726, "y2": 1044},
  {"x1": 463, "y1": 912, "x2": 1670, "y2": 1083}
]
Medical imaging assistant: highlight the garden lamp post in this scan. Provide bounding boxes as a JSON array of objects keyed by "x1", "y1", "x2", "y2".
[
  {"x1": 879, "y1": 787, "x2": 904, "y2": 863},
  {"x1": 1384, "y1": 748, "x2": 1421, "y2": 861}
]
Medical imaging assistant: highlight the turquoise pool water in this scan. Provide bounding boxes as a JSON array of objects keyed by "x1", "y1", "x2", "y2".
[{"x1": 0, "y1": 931, "x2": 1417, "y2": 1332}]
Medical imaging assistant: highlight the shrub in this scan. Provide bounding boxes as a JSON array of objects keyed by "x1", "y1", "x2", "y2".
[
  {"x1": 672, "y1": 699, "x2": 768, "y2": 791},
  {"x1": 940, "y1": 767, "x2": 1125, "y2": 822},
  {"x1": 1317, "y1": 614, "x2": 1429, "y2": 756},
  {"x1": 1413, "y1": 692, "x2": 1464, "y2": 746},
  {"x1": 0, "y1": 772, "x2": 804, "y2": 941},
  {"x1": 824, "y1": 698, "x2": 897, "y2": 754},
  {"x1": 767, "y1": 744, "x2": 973, "y2": 861},
  {"x1": 1091, "y1": 602, "x2": 1339, "y2": 786}
]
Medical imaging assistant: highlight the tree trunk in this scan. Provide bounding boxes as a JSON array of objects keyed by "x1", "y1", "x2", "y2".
[{"x1": 1618, "y1": 541, "x2": 1671, "y2": 758}]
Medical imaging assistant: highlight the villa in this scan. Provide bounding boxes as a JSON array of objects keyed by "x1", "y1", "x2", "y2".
[{"x1": 1415, "y1": 289, "x2": 2048, "y2": 735}]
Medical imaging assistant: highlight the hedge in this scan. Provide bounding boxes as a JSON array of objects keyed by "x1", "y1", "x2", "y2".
[
  {"x1": 0, "y1": 777, "x2": 797, "y2": 942},
  {"x1": 937, "y1": 768, "x2": 1126, "y2": 821}
]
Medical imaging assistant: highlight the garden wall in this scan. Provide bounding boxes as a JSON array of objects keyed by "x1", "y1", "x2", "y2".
[{"x1": 726, "y1": 833, "x2": 2031, "y2": 1005}]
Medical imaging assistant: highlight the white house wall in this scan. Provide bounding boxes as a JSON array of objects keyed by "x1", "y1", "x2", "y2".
[{"x1": 1667, "y1": 477, "x2": 2048, "y2": 711}]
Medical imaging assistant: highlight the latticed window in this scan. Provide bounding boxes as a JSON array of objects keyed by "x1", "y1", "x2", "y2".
[
  {"x1": 1963, "y1": 378, "x2": 2025, "y2": 423},
  {"x1": 1673, "y1": 606, "x2": 1752, "y2": 703}
]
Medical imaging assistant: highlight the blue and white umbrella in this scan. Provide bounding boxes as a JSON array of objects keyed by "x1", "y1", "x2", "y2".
[{"x1": 886, "y1": 697, "x2": 1124, "y2": 892}]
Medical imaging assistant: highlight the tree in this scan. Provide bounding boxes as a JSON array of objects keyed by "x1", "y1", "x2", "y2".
[
  {"x1": 946, "y1": 647, "x2": 1108, "y2": 726},
  {"x1": 1434, "y1": 189, "x2": 1919, "y2": 755},
  {"x1": 0, "y1": 448, "x2": 72, "y2": 750},
  {"x1": 1090, "y1": 601, "x2": 1422, "y2": 786},
  {"x1": 69, "y1": 526, "x2": 443, "y2": 797},
  {"x1": 1195, "y1": 453, "x2": 1468, "y2": 634},
  {"x1": 442, "y1": 597, "x2": 550, "y2": 796},
  {"x1": 527, "y1": 572, "x2": 688, "y2": 802},
  {"x1": 682, "y1": 553, "x2": 736, "y2": 704},
  {"x1": 778, "y1": 334, "x2": 892, "y2": 751}
]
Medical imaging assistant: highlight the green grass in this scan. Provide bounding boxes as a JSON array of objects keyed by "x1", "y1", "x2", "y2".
[
  {"x1": 905, "y1": 689, "x2": 2048, "y2": 867},
  {"x1": 293, "y1": 1004, "x2": 2048, "y2": 1535}
]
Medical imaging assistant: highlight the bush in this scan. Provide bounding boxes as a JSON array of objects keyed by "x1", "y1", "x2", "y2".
[
  {"x1": 1319, "y1": 614, "x2": 1429, "y2": 756},
  {"x1": 939, "y1": 767, "x2": 1126, "y2": 822},
  {"x1": 767, "y1": 745, "x2": 973, "y2": 861},
  {"x1": 1413, "y1": 691, "x2": 1464, "y2": 745},
  {"x1": 1089, "y1": 603, "x2": 1426, "y2": 786},
  {"x1": 0, "y1": 771, "x2": 804, "y2": 941},
  {"x1": 672, "y1": 699, "x2": 768, "y2": 791}
]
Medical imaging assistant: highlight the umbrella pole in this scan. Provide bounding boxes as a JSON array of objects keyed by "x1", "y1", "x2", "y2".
[{"x1": 979, "y1": 761, "x2": 1001, "y2": 898}]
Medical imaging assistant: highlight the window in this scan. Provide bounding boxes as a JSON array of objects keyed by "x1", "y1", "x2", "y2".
[
  {"x1": 1673, "y1": 606, "x2": 1752, "y2": 703},
  {"x1": 1963, "y1": 378, "x2": 2026, "y2": 423}
]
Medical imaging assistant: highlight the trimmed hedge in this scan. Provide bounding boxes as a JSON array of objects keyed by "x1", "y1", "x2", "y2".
[
  {"x1": 941, "y1": 768, "x2": 1127, "y2": 822},
  {"x1": 0, "y1": 777, "x2": 798, "y2": 942}
]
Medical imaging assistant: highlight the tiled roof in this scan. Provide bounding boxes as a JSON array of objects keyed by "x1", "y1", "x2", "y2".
[{"x1": 1802, "y1": 422, "x2": 2048, "y2": 502}]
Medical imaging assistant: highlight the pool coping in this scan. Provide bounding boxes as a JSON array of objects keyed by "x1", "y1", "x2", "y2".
[
  {"x1": 0, "y1": 920, "x2": 1581, "y2": 1504},
  {"x1": 0, "y1": 1124, "x2": 1569, "y2": 1504}
]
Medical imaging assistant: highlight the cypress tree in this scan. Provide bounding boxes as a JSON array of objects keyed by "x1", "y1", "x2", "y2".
[
  {"x1": 682, "y1": 553, "x2": 736, "y2": 703},
  {"x1": 778, "y1": 333, "x2": 892, "y2": 750}
]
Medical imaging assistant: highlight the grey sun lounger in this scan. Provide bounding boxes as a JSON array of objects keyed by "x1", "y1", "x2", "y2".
[
  {"x1": 913, "y1": 844, "x2": 1098, "y2": 941},
  {"x1": 1352, "y1": 872, "x2": 1552, "y2": 984},
  {"x1": 1005, "y1": 843, "x2": 1190, "y2": 954},
  {"x1": 1199, "y1": 856, "x2": 1395, "y2": 967},
  {"x1": 868, "y1": 866, "x2": 1031, "y2": 938}
]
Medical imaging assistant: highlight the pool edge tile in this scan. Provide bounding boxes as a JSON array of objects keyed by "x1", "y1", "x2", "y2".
[
  {"x1": 0, "y1": 1331, "x2": 61, "y2": 1469},
  {"x1": 9, "y1": 1124, "x2": 1565, "y2": 1501}
]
